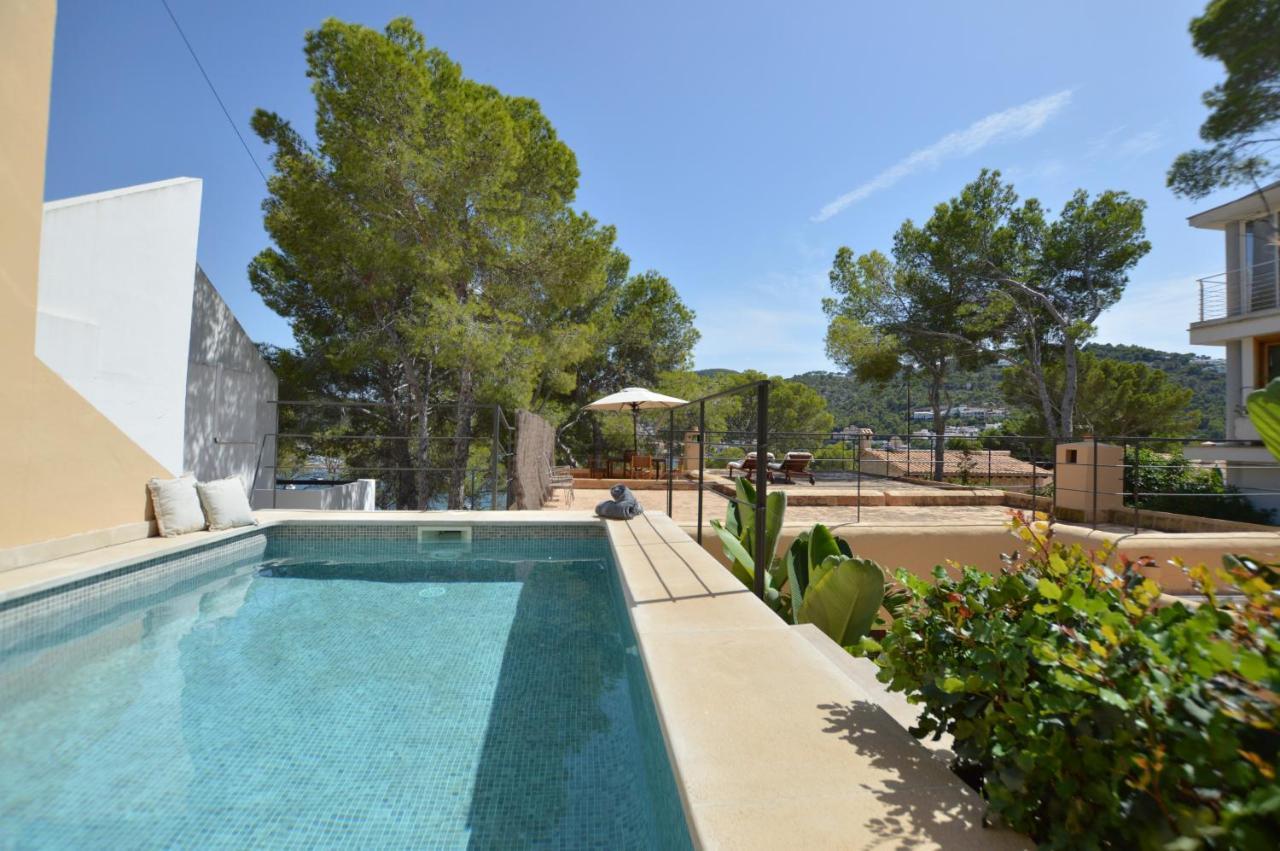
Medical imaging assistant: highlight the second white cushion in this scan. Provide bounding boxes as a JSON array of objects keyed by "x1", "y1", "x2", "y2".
[{"x1": 196, "y1": 478, "x2": 257, "y2": 531}]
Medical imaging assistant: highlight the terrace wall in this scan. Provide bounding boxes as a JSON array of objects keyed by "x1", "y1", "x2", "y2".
[
  {"x1": 0, "y1": 0, "x2": 169, "y2": 557},
  {"x1": 689, "y1": 520, "x2": 1280, "y2": 595}
]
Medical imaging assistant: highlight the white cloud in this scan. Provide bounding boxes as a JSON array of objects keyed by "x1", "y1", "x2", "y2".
[
  {"x1": 1116, "y1": 128, "x2": 1164, "y2": 158},
  {"x1": 1087, "y1": 125, "x2": 1165, "y2": 160},
  {"x1": 812, "y1": 89, "x2": 1074, "y2": 222}
]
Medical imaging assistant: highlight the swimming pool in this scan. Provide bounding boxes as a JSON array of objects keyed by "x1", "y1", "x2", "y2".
[{"x1": 0, "y1": 524, "x2": 691, "y2": 849}]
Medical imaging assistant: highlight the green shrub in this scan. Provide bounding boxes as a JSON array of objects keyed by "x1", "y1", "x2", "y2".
[
  {"x1": 875, "y1": 515, "x2": 1279, "y2": 849},
  {"x1": 1125, "y1": 446, "x2": 1274, "y2": 525}
]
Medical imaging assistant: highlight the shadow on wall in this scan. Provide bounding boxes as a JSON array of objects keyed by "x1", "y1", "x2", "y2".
[{"x1": 184, "y1": 268, "x2": 277, "y2": 492}]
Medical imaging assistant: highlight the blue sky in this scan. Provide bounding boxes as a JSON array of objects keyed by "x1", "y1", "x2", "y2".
[{"x1": 46, "y1": 0, "x2": 1235, "y2": 376}]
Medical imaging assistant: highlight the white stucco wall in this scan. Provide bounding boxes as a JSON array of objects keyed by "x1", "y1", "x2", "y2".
[
  {"x1": 35, "y1": 178, "x2": 204, "y2": 474},
  {"x1": 253, "y1": 479, "x2": 377, "y2": 511},
  {"x1": 184, "y1": 268, "x2": 278, "y2": 493}
]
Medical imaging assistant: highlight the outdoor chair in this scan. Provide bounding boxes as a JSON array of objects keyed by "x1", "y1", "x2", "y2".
[
  {"x1": 769, "y1": 451, "x2": 816, "y2": 485},
  {"x1": 546, "y1": 458, "x2": 575, "y2": 506},
  {"x1": 727, "y1": 452, "x2": 774, "y2": 480},
  {"x1": 631, "y1": 454, "x2": 655, "y2": 479}
]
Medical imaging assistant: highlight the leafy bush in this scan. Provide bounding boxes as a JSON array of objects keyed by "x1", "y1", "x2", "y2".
[
  {"x1": 1125, "y1": 446, "x2": 1274, "y2": 525},
  {"x1": 875, "y1": 515, "x2": 1279, "y2": 849}
]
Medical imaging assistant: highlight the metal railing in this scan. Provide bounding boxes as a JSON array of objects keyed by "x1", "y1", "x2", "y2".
[
  {"x1": 645, "y1": 418, "x2": 1280, "y2": 537},
  {"x1": 661, "y1": 380, "x2": 772, "y2": 599},
  {"x1": 251, "y1": 401, "x2": 515, "y2": 510},
  {"x1": 1197, "y1": 257, "x2": 1279, "y2": 321}
]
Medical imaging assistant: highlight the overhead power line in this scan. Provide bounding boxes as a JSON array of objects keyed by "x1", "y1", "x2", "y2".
[{"x1": 158, "y1": 0, "x2": 268, "y2": 184}]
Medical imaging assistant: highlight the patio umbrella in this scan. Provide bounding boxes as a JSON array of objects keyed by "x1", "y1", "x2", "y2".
[{"x1": 584, "y1": 386, "x2": 687, "y2": 453}]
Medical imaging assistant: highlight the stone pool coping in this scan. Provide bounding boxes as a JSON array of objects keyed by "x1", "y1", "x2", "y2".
[
  {"x1": 0, "y1": 509, "x2": 1030, "y2": 849},
  {"x1": 0, "y1": 509, "x2": 600, "y2": 604},
  {"x1": 602, "y1": 511, "x2": 1030, "y2": 850}
]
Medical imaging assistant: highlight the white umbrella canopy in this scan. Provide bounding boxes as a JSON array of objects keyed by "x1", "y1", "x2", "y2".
[{"x1": 584, "y1": 387, "x2": 687, "y2": 453}]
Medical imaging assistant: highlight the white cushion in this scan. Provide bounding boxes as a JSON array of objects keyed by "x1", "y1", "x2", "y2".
[
  {"x1": 148, "y1": 475, "x2": 206, "y2": 537},
  {"x1": 196, "y1": 478, "x2": 258, "y2": 531}
]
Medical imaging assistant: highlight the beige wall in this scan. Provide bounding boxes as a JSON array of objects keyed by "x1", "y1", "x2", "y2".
[
  {"x1": 0, "y1": 0, "x2": 170, "y2": 551},
  {"x1": 688, "y1": 521, "x2": 1280, "y2": 595}
]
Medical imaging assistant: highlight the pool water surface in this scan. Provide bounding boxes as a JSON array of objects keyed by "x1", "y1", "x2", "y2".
[{"x1": 0, "y1": 527, "x2": 690, "y2": 849}]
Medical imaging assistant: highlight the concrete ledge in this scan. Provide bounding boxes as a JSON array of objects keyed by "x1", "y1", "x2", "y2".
[
  {"x1": 0, "y1": 509, "x2": 603, "y2": 604},
  {"x1": 0, "y1": 519, "x2": 154, "y2": 573},
  {"x1": 604, "y1": 512, "x2": 1030, "y2": 850}
]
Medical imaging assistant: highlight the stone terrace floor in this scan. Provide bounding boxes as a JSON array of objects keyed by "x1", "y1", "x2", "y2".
[{"x1": 546, "y1": 484, "x2": 1016, "y2": 527}]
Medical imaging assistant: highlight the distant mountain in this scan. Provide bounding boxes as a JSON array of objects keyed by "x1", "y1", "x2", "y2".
[{"x1": 788, "y1": 343, "x2": 1226, "y2": 438}]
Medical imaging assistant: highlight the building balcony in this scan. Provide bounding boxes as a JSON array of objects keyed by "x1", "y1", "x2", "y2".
[
  {"x1": 1192, "y1": 259, "x2": 1280, "y2": 344},
  {"x1": 1197, "y1": 258, "x2": 1280, "y2": 322}
]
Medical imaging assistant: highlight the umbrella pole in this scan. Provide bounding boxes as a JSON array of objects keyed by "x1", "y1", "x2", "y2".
[{"x1": 632, "y1": 407, "x2": 639, "y2": 454}]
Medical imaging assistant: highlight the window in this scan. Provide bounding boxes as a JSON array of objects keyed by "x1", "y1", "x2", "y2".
[
  {"x1": 1246, "y1": 216, "x2": 1279, "y2": 311},
  {"x1": 1267, "y1": 341, "x2": 1280, "y2": 386}
]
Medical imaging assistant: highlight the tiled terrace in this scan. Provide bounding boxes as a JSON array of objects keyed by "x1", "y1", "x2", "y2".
[{"x1": 548, "y1": 482, "x2": 1015, "y2": 526}]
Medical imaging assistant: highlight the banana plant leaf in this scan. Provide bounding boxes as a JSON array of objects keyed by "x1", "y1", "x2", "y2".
[
  {"x1": 786, "y1": 533, "x2": 811, "y2": 622},
  {"x1": 807, "y1": 523, "x2": 843, "y2": 579},
  {"x1": 763, "y1": 491, "x2": 788, "y2": 587},
  {"x1": 797, "y1": 557, "x2": 886, "y2": 647},
  {"x1": 1246, "y1": 378, "x2": 1280, "y2": 462},
  {"x1": 734, "y1": 476, "x2": 756, "y2": 551},
  {"x1": 709, "y1": 519, "x2": 756, "y2": 588}
]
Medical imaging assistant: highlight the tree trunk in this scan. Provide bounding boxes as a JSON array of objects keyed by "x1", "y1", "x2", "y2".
[
  {"x1": 447, "y1": 367, "x2": 476, "y2": 509},
  {"x1": 1059, "y1": 335, "x2": 1080, "y2": 439},
  {"x1": 928, "y1": 369, "x2": 947, "y2": 481},
  {"x1": 1023, "y1": 327, "x2": 1062, "y2": 439},
  {"x1": 591, "y1": 416, "x2": 604, "y2": 470},
  {"x1": 397, "y1": 354, "x2": 434, "y2": 510}
]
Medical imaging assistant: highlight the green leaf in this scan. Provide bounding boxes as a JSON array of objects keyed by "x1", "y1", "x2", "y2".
[
  {"x1": 1097, "y1": 688, "x2": 1129, "y2": 709},
  {"x1": 807, "y1": 523, "x2": 842, "y2": 572},
  {"x1": 710, "y1": 519, "x2": 755, "y2": 589},
  {"x1": 940, "y1": 676, "x2": 965, "y2": 694},
  {"x1": 1037, "y1": 578, "x2": 1063, "y2": 600},
  {"x1": 763, "y1": 491, "x2": 787, "y2": 572},
  {"x1": 1238, "y1": 650, "x2": 1268, "y2": 680},
  {"x1": 734, "y1": 475, "x2": 756, "y2": 549},
  {"x1": 797, "y1": 557, "x2": 886, "y2": 646},
  {"x1": 1246, "y1": 377, "x2": 1280, "y2": 463},
  {"x1": 786, "y1": 534, "x2": 811, "y2": 622}
]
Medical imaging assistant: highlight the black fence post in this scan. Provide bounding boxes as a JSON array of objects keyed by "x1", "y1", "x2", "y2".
[
  {"x1": 753, "y1": 381, "x2": 769, "y2": 600},
  {"x1": 1092, "y1": 434, "x2": 1099, "y2": 531},
  {"x1": 697, "y1": 402, "x2": 705, "y2": 544},
  {"x1": 855, "y1": 435, "x2": 862, "y2": 524},
  {"x1": 1031, "y1": 439, "x2": 1038, "y2": 518},
  {"x1": 491, "y1": 405, "x2": 501, "y2": 510},
  {"x1": 1131, "y1": 440, "x2": 1141, "y2": 533},
  {"x1": 667, "y1": 409, "x2": 675, "y2": 516}
]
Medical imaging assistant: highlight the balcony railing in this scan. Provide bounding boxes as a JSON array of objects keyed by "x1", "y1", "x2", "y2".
[{"x1": 1198, "y1": 257, "x2": 1279, "y2": 322}]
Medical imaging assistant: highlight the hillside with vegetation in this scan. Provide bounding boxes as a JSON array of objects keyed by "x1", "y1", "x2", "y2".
[{"x1": 787, "y1": 343, "x2": 1226, "y2": 438}]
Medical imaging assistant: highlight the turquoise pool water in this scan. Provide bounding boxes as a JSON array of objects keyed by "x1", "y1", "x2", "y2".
[{"x1": 0, "y1": 527, "x2": 690, "y2": 849}]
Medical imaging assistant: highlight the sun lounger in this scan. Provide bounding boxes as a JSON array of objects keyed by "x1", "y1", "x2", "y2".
[
  {"x1": 727, "y1": 452, "x2": 774, "y2": 480},
  {"x1": 768, "y1": 451, "x2": 815, "y2": 485}
]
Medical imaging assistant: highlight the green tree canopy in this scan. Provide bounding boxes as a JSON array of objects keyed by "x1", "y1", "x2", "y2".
[
  {"x1": 1002, "y1": 354, "x2": 1200, "y2": 438},
  {"x1": 249, "y1": 18, "x2": 690, "y2": 506},
  {"x1": 1168, "y1": 0, "x2": 1280, "y2": 200},
  {"x1": 824, "y1": 175, "x2": 1005, "y2": 477}
]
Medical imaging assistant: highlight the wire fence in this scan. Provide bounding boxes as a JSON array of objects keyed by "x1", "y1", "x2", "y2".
[
  {"x1": 252, "y1": 401, "x2": 516, "y2": 510},
  {"x1": 578, "y1": 416, "x2": 1280, "y2": 535}
]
